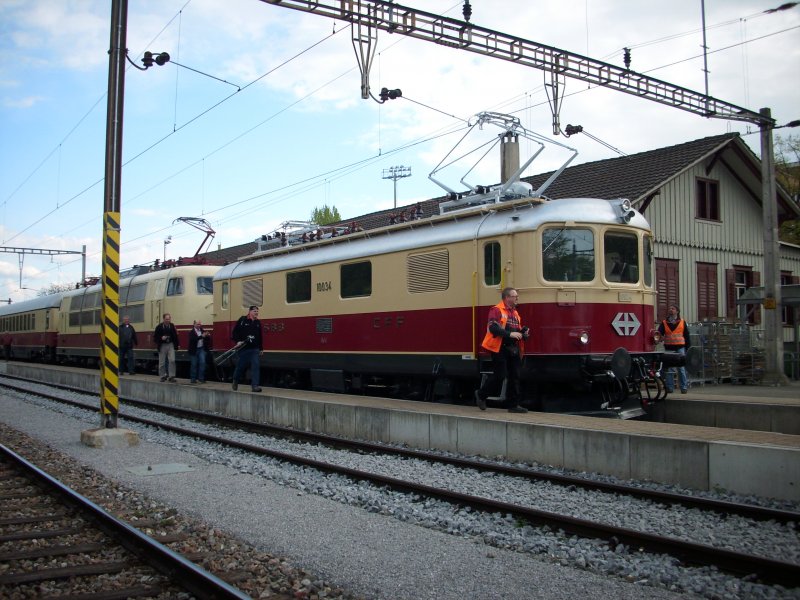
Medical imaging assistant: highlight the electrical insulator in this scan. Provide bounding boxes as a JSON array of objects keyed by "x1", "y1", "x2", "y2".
[
  {"x1": 463, "y1": 1, "x2": 472, "y2": 22},
  {"x1": 623, "y1": 47, "x2": 631, "y2": 70}
]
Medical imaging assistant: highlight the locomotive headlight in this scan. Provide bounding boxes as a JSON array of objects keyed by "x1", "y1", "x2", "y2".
[
  {"x1": 618, "y1": 199, "x2": 635, "y2": 223},
  {"x1": 650, "y1": 329, "x2": 663, "y2": 344},
  {"x1": 570, "y1": 329, "x2": 590, "y2": 345}
]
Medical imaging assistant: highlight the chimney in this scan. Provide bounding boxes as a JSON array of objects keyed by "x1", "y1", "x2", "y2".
[{"x1": 500, "y1": 132, "x2": 520, "y2": 183}]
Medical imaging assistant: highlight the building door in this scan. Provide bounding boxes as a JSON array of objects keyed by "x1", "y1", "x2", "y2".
[
  {"x1": 655, "y1": 259, "x2": 679, "y2": 322},
  {"x1": 696, "y1": 262, "x2": 718, "y2": 321}
]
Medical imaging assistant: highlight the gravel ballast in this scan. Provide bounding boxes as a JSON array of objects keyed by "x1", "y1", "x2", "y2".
[{"x1": 1, "y1": 383, "x2": 797, "y2": 600}]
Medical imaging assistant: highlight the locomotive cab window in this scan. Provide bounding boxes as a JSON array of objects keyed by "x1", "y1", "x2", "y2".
[
  {"x1": 542, "y1": 228, "x2": 595, "y2": 282},
  {"x1": 341, "y1": 261, "x2": 371, "y2": 298},
  {"x1": 166, "y1": 278, "x2": 184, "y2": 296},
  {"x1": 483, "y1": 242, "x2": 501, "y2": 286},
  {"x1": 196, "y1": 277, "x2": 213, "y2": 295},
  {"x1": 604, "y1": 232, "x2": 639, "y2": 284},
  {"x1": 643, "y1": 235, "x2": 654, "y2": 287},
  {"x1": 287, "y1": 270, "x2": 311, "y2": 303}
]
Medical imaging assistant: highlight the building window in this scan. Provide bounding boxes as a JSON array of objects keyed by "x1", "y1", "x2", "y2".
[
  {"x1": 696, "y1": 178, "x2": 720, "y2": 221},
  {"x1": 726, "y1": 266, "x2": 760, "y2": 324}
]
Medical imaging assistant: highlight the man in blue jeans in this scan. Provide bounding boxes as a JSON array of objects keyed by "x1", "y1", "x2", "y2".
[
  {"x1": 231, "y1": 306, "x2": 262, "y2": 392},
  {"x1": 659, "y1": 305, "x2": 690, "y2": 394}
]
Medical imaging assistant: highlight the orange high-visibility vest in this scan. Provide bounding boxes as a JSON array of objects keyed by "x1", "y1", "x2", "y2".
[
  {"x1": 662, "y1": 319, "x2": 686, "y2": 346},
  {"x1": 481, "y1": 301, "x2": 524, "y2": 354}
]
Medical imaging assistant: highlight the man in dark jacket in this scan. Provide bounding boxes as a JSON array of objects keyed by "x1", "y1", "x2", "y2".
[
  {"x1": 231, "y1": 305, "x2": 263, "y2": 392},
  {"x1": 153, "y1": 313, "x2": 179, "y2": 382},
  {"x1": 658, "y1": 305, "x2": 691, "y2": 394},
  {"x1": 119, "y1": 315, "x2": 138, "y2": 375}
]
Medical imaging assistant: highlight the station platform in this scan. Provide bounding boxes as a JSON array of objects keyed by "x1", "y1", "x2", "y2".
[
  {"x1": 3, "y1": 362, "x2": 799, "y2": 502},
  {"x1": 656, "y1": 380, "x2": 800, "y2": 434}
]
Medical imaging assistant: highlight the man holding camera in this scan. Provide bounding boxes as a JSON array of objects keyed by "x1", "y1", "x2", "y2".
[
  {"x1": 475, "y1": 287, "x2": 530, "y2": 413},
  {"x1": 231, "y1": 305, "x2": 263, "y2": 392},
  {"x1": 153, "y1": 313, "x2": 179, "y2": 382}
]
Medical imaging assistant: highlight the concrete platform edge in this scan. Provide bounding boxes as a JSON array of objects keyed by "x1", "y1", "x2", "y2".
[{"x1": 7, "y1": 363, "x2": 798, "y2": 501}]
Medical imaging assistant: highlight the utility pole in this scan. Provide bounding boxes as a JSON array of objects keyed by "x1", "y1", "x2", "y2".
[
  {"x1": 760, "y1": 108, "x2": 788, "y2": 384},
  {"x1": 382, "y1": 166, "x2": 411, "y2": 208}
]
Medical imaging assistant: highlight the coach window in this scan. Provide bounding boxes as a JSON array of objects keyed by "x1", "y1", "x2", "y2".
[
  {"x1": 166, "y1": 278, "x2": 184, "y2": 296},
  {"x1": 542, "y1": 227, "x2": 595, "y2": 282},
  {"x1": 287, "y1": 270, "x2": 311, "y2": 303},
  {"x1": 341, "y1": 261, "x2": 371, "y2": 298},
  {"x1": 222, "y1": 282, "x2": 229, "y2": 309},
  {"x1": 483, "y1": 242, "x2": 501, "y2": 286}
]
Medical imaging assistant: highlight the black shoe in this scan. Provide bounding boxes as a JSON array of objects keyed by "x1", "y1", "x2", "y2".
[
  {"x1": 508, "y1": 405, "x2": 528, "y2": 414},
  {"x1": 665, "y1": 388, "x2": 674, "y2": 394},
  {"x1": 474, "y1": 390, "x2": 486, "y2": 411},
  {"x1": 169, "y1": 377, "x2": 176, "y2": 383},
  {"x1": 232, "y1": 381, "x2": 238, "y2": 391},
  {"x1": 680, "y1": 389, "x2": 688, "y2": 394},
  {"x1": 160, "y1": 376, "x2": 167, "y2": 382},
  {"x1": 251, "y1": 386, "x2": 262, "y2": 392}
]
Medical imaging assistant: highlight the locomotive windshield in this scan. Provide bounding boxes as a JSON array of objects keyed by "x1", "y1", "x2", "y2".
[
  {"x1": 542, "y1": 228, "x2": 595, "y2": 282},
  {"x1": 603, "y1": 232, "x2": 639, "y2": 283}
]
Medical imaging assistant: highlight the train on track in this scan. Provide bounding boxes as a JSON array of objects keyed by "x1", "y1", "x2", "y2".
[
  {"x1": 0, "y1": 113, "x2": 695, "y2": 416},
  {"x1": 0, "y1": 263, "x2": 219, "y2": 367}
]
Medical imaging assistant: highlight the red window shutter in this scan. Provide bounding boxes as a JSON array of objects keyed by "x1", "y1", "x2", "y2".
[
  {"x1": 752, "y1": 271, "x2": 762, "y2": 325},
  {"x1": 725, "y1": 269, "x2": 736, "y2": 318}
]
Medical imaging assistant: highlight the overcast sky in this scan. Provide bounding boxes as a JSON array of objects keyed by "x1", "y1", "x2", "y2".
[{"x1": 1, "y1": 0, "x2": 798, "y2": 302}]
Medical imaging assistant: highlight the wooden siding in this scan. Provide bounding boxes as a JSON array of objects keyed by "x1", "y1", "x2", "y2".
[{"x1": 647, "y1": 158, "x2": 800, "y2": 341}]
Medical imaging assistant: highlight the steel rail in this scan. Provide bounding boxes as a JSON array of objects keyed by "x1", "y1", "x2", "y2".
[
  {"x1": 4, "y1": 379, "x2": 798, "y2": 587},
  {"x1": 0, "y1": 443, "x2": 251, "y2": 600},
  {"x1": 2, "y1": 374, "x2": 796, "y2": 525}
]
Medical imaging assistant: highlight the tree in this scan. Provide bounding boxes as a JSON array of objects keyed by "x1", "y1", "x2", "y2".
[
  {"x1": 776, "y1": 134, "x2": 800, "y2": 245},
  {"x1": 37, "y1": 282, "x2": 76, "y2": 297},
  {"x1": 310, "y1": 205, "x2": 341, "y2": 225}
]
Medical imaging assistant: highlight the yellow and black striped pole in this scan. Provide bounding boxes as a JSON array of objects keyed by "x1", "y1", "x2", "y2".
[
  {"x1": 100, "y1": 212, "x2": 121, "y2": 428},
  {"x1": 99, "y1": 0, "x2": 128, "y2": 428}
]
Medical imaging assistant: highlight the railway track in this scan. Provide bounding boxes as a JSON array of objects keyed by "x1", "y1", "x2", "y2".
[
  {"x1": 3, "y1": 374, "x2": 799, "y2": 590},
  {"x1": 0, "y1": 442, "x2": 250, "y2": 599}
]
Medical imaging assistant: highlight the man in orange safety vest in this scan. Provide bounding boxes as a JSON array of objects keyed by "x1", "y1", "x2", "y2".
[{"x1": 474, "y1": 287, "x2": 530, "y2": 413}]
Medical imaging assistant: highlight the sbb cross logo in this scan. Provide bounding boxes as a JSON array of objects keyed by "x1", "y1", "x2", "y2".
[{"x1": 612, "y1": 312, "x2": 641, "y2": 336}]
